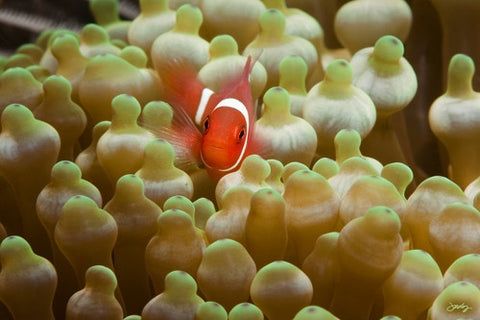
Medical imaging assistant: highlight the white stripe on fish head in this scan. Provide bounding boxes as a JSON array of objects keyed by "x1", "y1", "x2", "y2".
[{"x1": 195, "y1": 88, "x2": 214, "y2": 126}]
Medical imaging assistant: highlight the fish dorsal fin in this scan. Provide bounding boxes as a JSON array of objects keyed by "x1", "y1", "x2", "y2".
[
  {"x1": 157, "y1": 58, "x2": 206, "y2": 122},
  {"x1": 150, "y1": 58, "x2": 210, "y2": 171},
  {"x1": 217, "y1": 56, "x2": 254, "y2": 98},
  {"x1": 213, "y1": 56, "x2": 257, "y2": 131}
]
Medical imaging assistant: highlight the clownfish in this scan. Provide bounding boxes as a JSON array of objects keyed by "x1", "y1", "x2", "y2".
[{"x1": 154, "y1": 56, "x2": 262, "y2": 180}]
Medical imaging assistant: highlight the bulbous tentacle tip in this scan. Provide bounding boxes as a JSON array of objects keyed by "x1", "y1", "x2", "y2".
[
  {"x1": 449, "y1": 53, "x2": 475, "y2": 76},
  {"x1": 325, "y1": 59, "x2": 353, "y2": 84},
  {"x1": 228, "y1": 302, "x2": 263, "y2": 320},
  {"x1": 447, "y1": 53, "x2": 475, "y2": 91},
  {"x1": 241, "y1": 154, "x2": 271, "y2": 181},
  {"x1": 143, "y1": 138, "x2": 176, "y2": 166},
  {"x1": 51, "y1": 160, "x2": 83, "y2": 182},
  {"x1": 81, "y1": 23, "x2": 110, "y2": 45},
  {"x1": 164, "y1": 270, "x2": 198, "y2": 294},
  {"x1": 373, "y1": 35, "x2": 404, "y2": 63},
  {"x1": 1, "y1": 103, "x2": 36, "y2": 130},
  {"x1": 61, "y1": 194, "x2": 100, "y2": 214},
  {"x1": 0, "y1": 235, "x2": 33, "y2": 260},
  {"x1": 263, "y1": 86, "x2": 290, "y2": 114},
  {"x1": 175, "y1": 4, "x2": 203, "y2": 32},
  {"x1": 195, "y1": 301, "x2": 228, "y2": 320},
  {"x1": 259, "y1": 8, "x2": 286, "y2": 35},
  {"x1": 115, "y1": 173, "x2": 145, "y2": 196},
  {"x1": 209, "y1": 35, "x2": 239, "y2": 58},
  {"x1": 363, "y1": 205, "x2": 402, "y2": 235},
  {"x1": 120, "y1": 45, "x2": 148, "y2": 68},
  {"x1": 43, "y1": 74, "x2": 73, "y2": 98},
  {"x1": 111, "y1": 93, "x2": 142, "y2": 120},
  {"x1": 293, "y1": 305, "x2": 339, "y2": 320},
  {"x1": 279, "y1": 55, "x2": 308, "y2": 86}
]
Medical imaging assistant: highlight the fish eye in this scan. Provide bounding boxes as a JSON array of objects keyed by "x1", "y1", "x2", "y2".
[
  {"x1": 203, "y1": 116, "x2": 209, "y2": 132},
  {"x1": 237, "y1": 126, "x2": 246, "y2": 143}
]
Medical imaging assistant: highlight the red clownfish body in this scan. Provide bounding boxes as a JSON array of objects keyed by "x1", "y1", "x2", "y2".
[{"x1": 157, "y1": 56, "x2": 260, "y2": 180}]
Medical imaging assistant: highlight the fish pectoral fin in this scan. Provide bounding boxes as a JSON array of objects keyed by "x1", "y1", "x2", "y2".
[
  {"x1": 140, "y1": 99, "x2": 204, "y2": 173},
  {"x1": 159, "y1": 125, "x2": 203, "y2": 173}
]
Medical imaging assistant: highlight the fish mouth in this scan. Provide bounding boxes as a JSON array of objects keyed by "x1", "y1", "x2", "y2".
[
  {"x1": 201, "y1": 144, "x2": 235, "y2": 170},
  {"x1": 202, "y1": 140, "x2": 228, "y2": 152},
  {"x1": 201, "y1": 145, "x2": 227, "y2": 160},
  {"x1": 203, "y1": 144, "x2": 224, "y2": 151}
]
